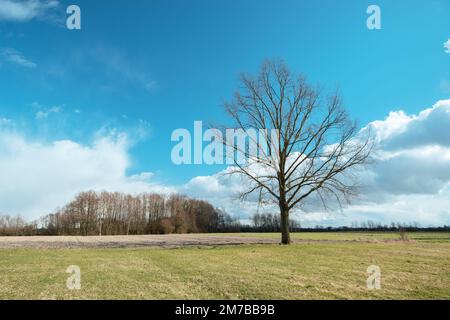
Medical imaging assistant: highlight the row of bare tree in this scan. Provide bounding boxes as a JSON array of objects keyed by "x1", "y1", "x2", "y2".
[
  {"x1": 251, "y1": 213, "x2": 301, "y2": 232},
  {"x1": 37, "y1": 191, "x2": 240, "y2": 236},
  {"x1": 0, "y1": 215, "x2": 37, "y2": 236},
  {"x1": 1, "y1": 201, "x2": 447, "y2": 236},
  {"x1": 0, "y1": 192, "x2": 240, "y2": 236}
]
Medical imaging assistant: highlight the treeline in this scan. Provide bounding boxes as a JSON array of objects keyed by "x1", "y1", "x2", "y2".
[
  {"x1": 0, "y1": 192, "x2": 449, "y2": 236},
  {"x1": 0, "y1": 215, "x2": 37, "y2": 236},
  {"x1": 307, "y1": 221, "x2": 450, "y2": 233},
  {"x1": 38, "y1": 191, "x2": 241, "y2": 235},
  {"x1": 250, "y1": 213, "x2": 301, "y2": 232},
  {"x1": 0, "y1": 191, "x2": 241, "y2": 236}
]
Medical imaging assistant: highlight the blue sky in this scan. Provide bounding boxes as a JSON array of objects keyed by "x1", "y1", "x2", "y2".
[{"x1": 0, "y1": 0, "x2": 450, "y2": 225}]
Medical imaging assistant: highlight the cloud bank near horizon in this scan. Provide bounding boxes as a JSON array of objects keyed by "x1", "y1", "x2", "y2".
[{"x1": 0, "y1": 100, "x2": 449, "y2": 226}]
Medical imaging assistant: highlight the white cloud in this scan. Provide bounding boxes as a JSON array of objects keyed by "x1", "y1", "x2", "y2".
[
  {"x1": 444, "y1": 39, "x2": 450, "y2": 53},
  {"x1": 0, "y1": 129, "x2": 174, "y2": 219},
  {"x1": 0, "y1": 118, "x2": 13, "y2": 126},
  {"x1": 0, "y1": 0, "x2": 58, "y2": 22},
  {"x1": 341, "y1": 191, "x2": 450, "y2": 227},
  {"x1": 180, "y1": 169, "x2": 256, "y2": 219},
  {"x1": 30, "y1": 101, "x2": 68, "y2": 119},
  {"x1": 35, "y1": 106, "x2": 61, "y2": 119},
  {"x1": 1, "y1": 48, "x2": 36, "y2": 68}
]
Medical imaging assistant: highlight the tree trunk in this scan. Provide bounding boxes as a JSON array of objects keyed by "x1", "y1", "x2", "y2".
[
  {"x1": 98, "y1": 218, "x2": 102, "y2": 236},
  {"x1": 280, "y1": 205, "x2": 291, "y2": 245}
]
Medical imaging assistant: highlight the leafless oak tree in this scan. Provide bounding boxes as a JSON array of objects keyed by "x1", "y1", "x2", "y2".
[{"x1": 222, "y1": 60, "x2": 373, "y2": 244}]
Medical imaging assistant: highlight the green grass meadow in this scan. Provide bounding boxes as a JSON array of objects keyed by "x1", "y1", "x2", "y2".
[{"x1": 0, "y1": 232, "x2": 449, "y2": 300}]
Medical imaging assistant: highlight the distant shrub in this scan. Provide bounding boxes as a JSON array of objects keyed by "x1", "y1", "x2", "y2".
[
  {"x1": 399, "y1": 228, "x2": 409, "y2": 241},
  {"x1": 157, "y1": 219, "x2": 175, "y2": 234}
]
